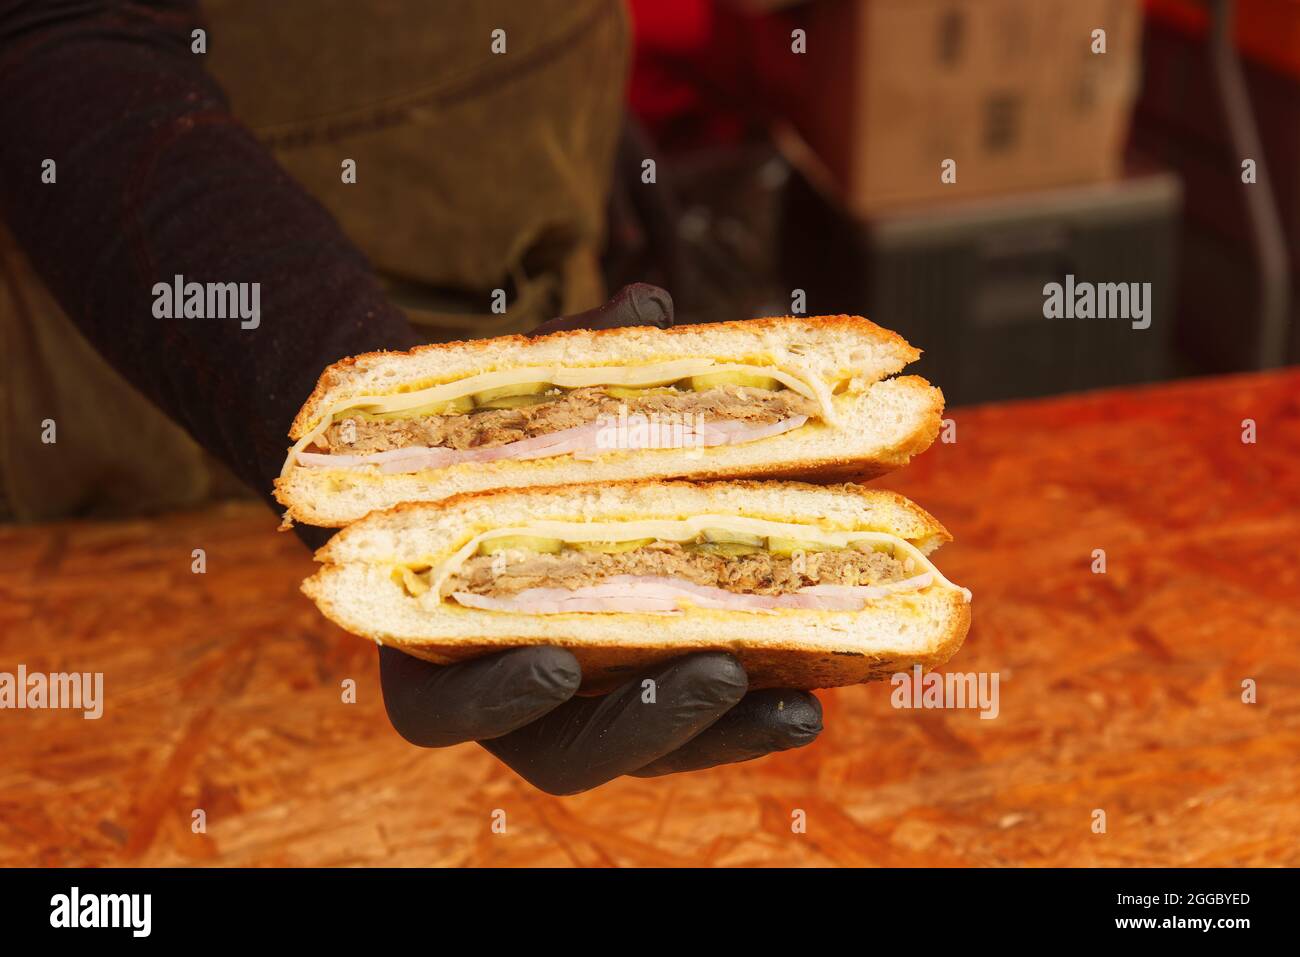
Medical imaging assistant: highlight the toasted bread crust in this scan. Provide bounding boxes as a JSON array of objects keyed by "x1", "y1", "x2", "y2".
[{"x1": 382, "y1": 601, "x2": 971, "y2": 693}]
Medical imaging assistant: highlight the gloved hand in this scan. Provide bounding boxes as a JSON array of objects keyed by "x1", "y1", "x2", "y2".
[{"x1": 375, "y1": 283, "x2": 824, "y2": 794}]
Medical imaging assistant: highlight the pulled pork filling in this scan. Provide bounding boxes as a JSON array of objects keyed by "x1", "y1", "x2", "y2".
[
  {"x1": 318, "y1": 385, "x2": 818, "y2": 454},
  {"x1": 441, "y1": 542, "x2": 913, "y2": 599}
]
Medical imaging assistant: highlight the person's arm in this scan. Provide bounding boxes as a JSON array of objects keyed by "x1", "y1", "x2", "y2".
[
  {"x1": 0, "y1": 0, "x2": 419, "y2": 505},
  {"x1": 0, "y1": 3, "x2": 823, "y2": 792}
]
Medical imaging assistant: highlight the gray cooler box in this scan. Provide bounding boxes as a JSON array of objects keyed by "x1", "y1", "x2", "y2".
[{"x1": 778, "y1": 169, "x2": 1183, "y2": 406}]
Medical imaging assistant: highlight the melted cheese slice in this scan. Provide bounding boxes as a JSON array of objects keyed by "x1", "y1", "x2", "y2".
[
  {"x1": 424, "y1": 515, "x2": 971, "y2": 602},
  {"x1": 281, "y1": 360, "x2": 833, "y2": 477}
]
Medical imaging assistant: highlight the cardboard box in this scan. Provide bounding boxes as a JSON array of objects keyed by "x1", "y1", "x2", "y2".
[{"x1": 791, "y1": 0, "x2": 1145, "y2": 213}]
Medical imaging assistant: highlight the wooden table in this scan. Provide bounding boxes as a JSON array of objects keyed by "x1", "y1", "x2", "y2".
[{"x1": 2, "y1": 370, "x2": 1298, "y2": 867}]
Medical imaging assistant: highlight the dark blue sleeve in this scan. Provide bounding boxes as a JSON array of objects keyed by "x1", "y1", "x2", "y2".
[{"x1": 0, "y1": 0, "x2": 419, "y2": 504}]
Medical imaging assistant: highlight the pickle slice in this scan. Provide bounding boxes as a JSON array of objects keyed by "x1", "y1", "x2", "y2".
[
  {"x1": 765, "y1": 536, "x2": 836, "y2": 557},
  {"x1": 691, "y1": 541, "x2": 764, "y2": 557},
  {"x1": 338, "y1": 394, "x2": 475, "y2": 421},
  {"x1": 568, "y1": 538, "x2": 656, "y2": 553},
  {"x1": 472, "y1": 381, "x2": 551, "y2": 404},
  {"x1": 701, "y1": 527, "x2": 764, "y2": 547},
  {"x1": 475, "y1": 393, "x2": 555, "y2": 410},
  {"x1": 684, "y1": 371, "x2": 782, "y2": 392},
  {"x1": 478, "y1": 535, "x2": 564, "y2": 555}
]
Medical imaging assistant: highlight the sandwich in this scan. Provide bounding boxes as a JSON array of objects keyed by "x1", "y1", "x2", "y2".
[
  {"x1": 302, "y1": 480, "x2": 972, "y2": 691},
  {"x1": 275, "y1": 315, "x2": 943, "y2": 527}
]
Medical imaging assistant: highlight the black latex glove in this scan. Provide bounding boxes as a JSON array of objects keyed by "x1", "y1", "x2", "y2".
[{"x1": 375, "y1": 283, "x2": 823, "y2": 794}]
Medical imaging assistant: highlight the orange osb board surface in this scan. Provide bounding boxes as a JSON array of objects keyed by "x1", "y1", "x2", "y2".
[{"x1": 1, "y1": 369, "x2": 1297, "y2": 867}]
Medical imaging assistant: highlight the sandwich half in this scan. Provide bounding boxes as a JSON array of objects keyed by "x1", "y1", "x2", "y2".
[
  {"x1": 302, "y1": 480, "x2": 972, "y2": 691},
  {"x1": 275, "y1": 315, "x2": 943, "y2": 526}
]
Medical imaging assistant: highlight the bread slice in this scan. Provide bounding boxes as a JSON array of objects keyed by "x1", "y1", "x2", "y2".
[
  {"x1": 303, "y1": 481, "x2": 972, "y2": 691},
  {"x1": 274, "y1": 315, "x2": 944, "y2": 527}
]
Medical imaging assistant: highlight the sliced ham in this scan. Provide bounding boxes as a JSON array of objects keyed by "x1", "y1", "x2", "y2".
[
  {"x1": 449, "y1": 573, "x2": 931, "y2": 615},
  {"x1": 572, "y1": 413, "x2": 808, "y2": 460},
  {"x1": 298, "y1": 414, "x2": 809, "y2": 473}
]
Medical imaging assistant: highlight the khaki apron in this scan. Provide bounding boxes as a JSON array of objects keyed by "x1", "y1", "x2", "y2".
[{"x1": 0, "y1": 0, "x2": 627, "y2": 520}]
